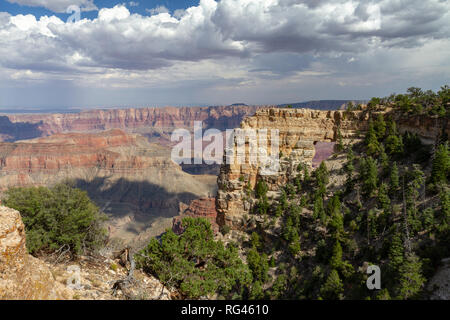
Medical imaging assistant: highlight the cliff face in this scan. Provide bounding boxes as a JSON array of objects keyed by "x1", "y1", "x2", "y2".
[
  {"x1": 215, "y1": 108, "x2": 369, "y2": 228},
  {"x1": 173, "y1": 198, "x2": 219, "y2": 234},
  {"x1": 215, "y1": 108, "x2": 448, "y2": 229},
  {"x1": 0, "y1": 206, "x2": 72, "y2": 299},
  {"x1": 0, "y1": 129, "x2": 135, "y2": 178},
  {"x1": 4, "y1": 106, "x2": 261, "y2": 142},
  {"x1": 394, "y1": 113, "x2": 449, "y2": 144}
]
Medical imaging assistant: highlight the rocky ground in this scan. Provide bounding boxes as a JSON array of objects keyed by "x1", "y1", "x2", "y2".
[
  {"x1": 428, "y1": 258, "x2": 450, "y2": 300},
  {"x1": 46, "y1": 253, "x2": 173, "y2": 300}
]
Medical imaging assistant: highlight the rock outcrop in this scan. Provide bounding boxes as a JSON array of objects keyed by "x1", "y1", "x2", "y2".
[
  {"x1": 0, "y1": 206, "x2": 72, "y2": 299},
  {"x1": 173, "y1": 198, "x2": 219, "y2": 234},
  {"x1": 394, "y1": 113, "x2": 449, "y2": 145},
  {"x1": 216, "y1": 108, "x2": 369, "y2": 228}
]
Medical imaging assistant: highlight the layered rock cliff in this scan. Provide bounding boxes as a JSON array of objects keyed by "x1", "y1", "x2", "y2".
[
  {"x1": 215, "y1": 108, "x2": 448, "y2": 229},
  {"x1": 173, "y1": 198, "x2": 219, "y2": 234},
  {"x1": 3, "y1": 106, "x2": 262, "y2": 142},
  {"x1": 215, "y1": 108, "x2": 369, "y2": 228}
]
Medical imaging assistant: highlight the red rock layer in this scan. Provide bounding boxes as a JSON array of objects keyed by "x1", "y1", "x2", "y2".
[
  {"x1": 173, "y1": 198, "x2": 219, "y2": 234},
  {"x1": 0, "y1": 129, "x2": 136, "y2": 175}
]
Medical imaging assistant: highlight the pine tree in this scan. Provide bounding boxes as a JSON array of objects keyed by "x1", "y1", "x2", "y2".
[
  {"x1": 389, "y1": 162, "x2": 400, "y2": 194},
  {"x1": 345, "y1": 147, "x2": 355, "y2": 191},
  {"x1": 320, "y1": 270, "x2": 344, "y2": 300},
  {"x1": 313, "y1": 194, "x2": 325, "y2": 221},
  {"x1": 397, "y1": 253, "x2": 425, "y2": 299},
  {"x1": 363, "y1": 156, "x2": 378, "y2": 196},
  {"x1": 379, "y1": 145, "x2": 389, "y2": 174},
  {"x1": 374, "y1": 114, "x2": 386, "y2": 139},
  {"x1": 247, "y1": 248, "x2": 269, "y2": 283},
  {"x1": 345, "y1": 146, "x2": 355, "y2": 174},
  {"x1": 316, "y1": 161, "x2": 330, "y2": 186},
  {"x1": 330, "y1": 240, "x2": 343, "y2": 270},
  {"x1": 439, "y1": 188, "x2": 450, "y2": 227},
  {"x1": 250, "y1": 232, "x2": 261, "y2": 249},
  {"x1": 366, "y1": 209, "x2": 378, "y2": 243},
  {"x1": 365, "y1": 121, "x2": 381, "y2": 156},
  {"x1": 404, "y1": 165, "x2": 425, "y2": 234},
  {"x1": 385, "y1": 120, "x2": 404, "y2": 155},
  {"x1": 314, "y1": 162, "x2": 329, "y2": 197},
  {"x1": 421, "y1": 208, "x2": 434, "y2": 229},
  {"x1": 328, "y1": 196, "x2": 344, "y2": 237},
  {"x1": 378, "y1": 183, "x2": 391, "y2": 213},
  {"x1": 388, "y1": 229, "x2": 404, "y2": 276},
  {"x1": 431, "y1": 143, "x2": 449, "y2": 185},
  {"x1": 303, "y1": 165, "x2": 310, "y2": 183},
  {"x1": 249, "y1": 281, "x2": 264, "y2": 300},
  {"x1": 3, "y1": 184, "x2": 108, "y2": 255},
  {"x1": 288, "y1": 234, "x2": 301, "y2": 256},
  {"x1": 255, "y1": 180, "x2": 268, "y2": 199}
]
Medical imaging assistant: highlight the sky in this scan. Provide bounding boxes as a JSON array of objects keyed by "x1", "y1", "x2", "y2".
[{"x1": 0, "y1": 0, "x2": 449, "y2": 109}]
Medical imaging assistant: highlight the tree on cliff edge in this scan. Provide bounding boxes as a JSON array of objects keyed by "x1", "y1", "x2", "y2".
[{"x1": 3, "y1": 183, "x2": 108, "y2": 256}]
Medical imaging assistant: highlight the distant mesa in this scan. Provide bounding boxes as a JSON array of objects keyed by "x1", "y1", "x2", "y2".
[
  {"x1": 278, "y1": 100, "x2": 367, "y2": 110},
  {"x1": 228, "y1": 103, "x2": 248, "y2": 106}
]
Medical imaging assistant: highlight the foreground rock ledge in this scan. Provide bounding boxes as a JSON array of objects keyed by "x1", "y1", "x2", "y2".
[{"x1": 0, "y1": 206, "x2": 72, "y2": 300}]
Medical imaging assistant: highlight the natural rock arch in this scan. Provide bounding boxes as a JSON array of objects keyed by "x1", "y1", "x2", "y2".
[{"x1": 215, "y1": 108, "x2": 370, "y2": 228}]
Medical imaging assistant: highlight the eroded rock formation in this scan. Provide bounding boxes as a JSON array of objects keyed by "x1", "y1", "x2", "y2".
[
  {"x1": 215, "y1": 108, "x2": 369, "y2": 228},
  {"x1": 173, "y1": 198, "x2": 219, "y2": 234},
  {"x1": 0, "y1": 206, "x2": 72, "y2": 299},
  {"x1": 215, "y1": 108, "x2": 448, "y2": 229}
]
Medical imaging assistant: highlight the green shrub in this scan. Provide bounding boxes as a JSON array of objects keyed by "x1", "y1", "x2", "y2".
[
  {"x1": 220, "y1": 225, "x2": 231, "y2": 235},
  {"x1": 136, "y1": 217, "x2": 252, "y2": 299},
  {"x1": 3, "y1": 183, "x2": 107, "y2": 255}
]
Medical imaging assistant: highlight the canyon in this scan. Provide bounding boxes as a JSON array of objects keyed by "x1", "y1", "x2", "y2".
[
  {"x1": 0, "y1": 102, "x2": 448, "y2": 300},
  {"x1": 0, "y1": 129, "x2": 217, "y2": 247},
  {"x1": 1, "y1": 105, "x2": 447, "y2": 246},
  {"x1": 0, "y1": 105, "x2": 267, "y2": 248}
]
